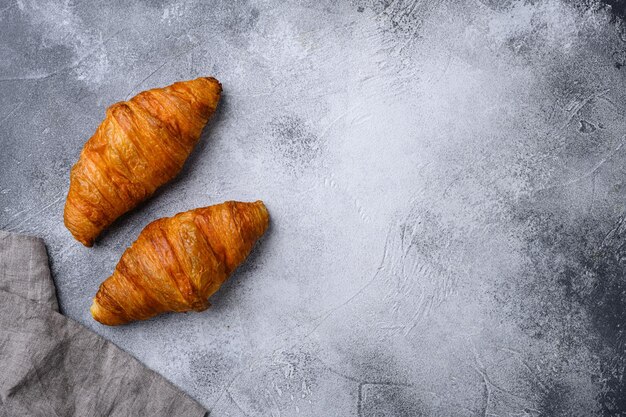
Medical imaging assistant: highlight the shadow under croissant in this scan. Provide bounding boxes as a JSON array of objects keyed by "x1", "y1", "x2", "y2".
[{"x1": 95, "y1": 91, "x2": 230, "y2": 248}]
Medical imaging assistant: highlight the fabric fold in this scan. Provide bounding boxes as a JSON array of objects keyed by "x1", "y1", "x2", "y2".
[
  {"x1": 0, "y1": 230, "x2": 58, "y2": 311},
  {"x1": 0, "y1": 230, "x2": 207, "y2": 417}
]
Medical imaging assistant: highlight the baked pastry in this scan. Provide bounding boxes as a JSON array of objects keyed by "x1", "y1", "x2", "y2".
[
  {"x1": 64, "y1": 77, "x2": 222, "y2": 246},
  {"x1": 90, "y1": 201, "x2": 269, "y2": 325}
]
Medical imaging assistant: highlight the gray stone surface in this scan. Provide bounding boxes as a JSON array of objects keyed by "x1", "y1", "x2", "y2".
[{"x1": 2, "y1": 0, "x2": 626, "y2": 415}]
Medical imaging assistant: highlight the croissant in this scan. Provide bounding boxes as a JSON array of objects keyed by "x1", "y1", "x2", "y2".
[
  {"x1": 64, "y1": 77, "x2": 222, "y2": 247},
  {"x1": 90, "y1": 201, "x2": 269, "y2": 325}
]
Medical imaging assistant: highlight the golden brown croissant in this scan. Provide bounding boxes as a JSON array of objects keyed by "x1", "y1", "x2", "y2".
[
  {"x1": 90, "y1": 201, "x2": 269, "y2": 325},
  {"x1": 64, "y1": 77, "x2": 222, "y2": 247}
]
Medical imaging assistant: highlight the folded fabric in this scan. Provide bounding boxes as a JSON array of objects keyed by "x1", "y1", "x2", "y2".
[{"x1": 0, "y1": 230, "x2": 207, "y2": 417}]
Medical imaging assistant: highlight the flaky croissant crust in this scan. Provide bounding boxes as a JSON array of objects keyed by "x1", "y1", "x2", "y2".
[
  {"x1": 90, "y1": 201, "x2": 269, "y2": 326},
  {"x1": 64, "y1": 77, "x2": 222, "y2": 247}
]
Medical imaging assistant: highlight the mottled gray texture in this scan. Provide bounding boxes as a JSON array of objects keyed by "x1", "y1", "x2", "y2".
[{"x1": 2, "y1": 0, "x2": 626, "y2": 415}]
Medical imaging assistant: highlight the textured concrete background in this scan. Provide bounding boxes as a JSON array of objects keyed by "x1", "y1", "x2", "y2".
[{"x1": 2, "y1": 0, "x2": 626, "y2": 415}]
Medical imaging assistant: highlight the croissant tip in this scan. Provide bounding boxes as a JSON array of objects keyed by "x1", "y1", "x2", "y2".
[
  {"x1": 64, "y1": 202, "x2": 95, "y2": 247},
  {"x1": 200, "y1": 76, "x2": 222, "y2": 92},
  {"x1": 68, "y1": 230, "x2": 93, "y2": 247},
  {"x1": 249, "y1": 198, "x2": 267, "y2": 210},
  {"x1": 90, "y1": 300, "x2": 123, "y2": 326},
  {"x1": 89, "y1": 301, "x2": 102, "y2": 322},
  {"x1": 75, "y1": 234, "x2": 94, "y2": 247}
]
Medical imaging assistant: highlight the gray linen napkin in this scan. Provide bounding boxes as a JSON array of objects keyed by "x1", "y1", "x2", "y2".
[{"x1": 0, "y1": 230, "x2": 208, "y2": 417}]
